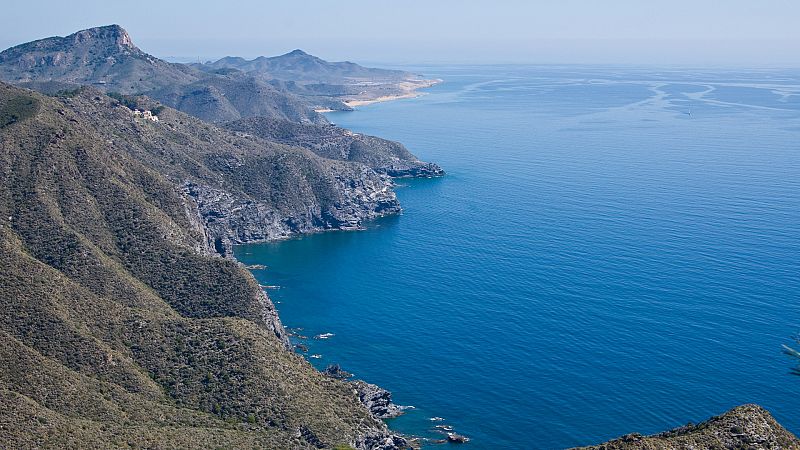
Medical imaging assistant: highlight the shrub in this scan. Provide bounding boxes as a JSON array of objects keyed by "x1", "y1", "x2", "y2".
[{"x1": 107, "y1": 92, "x2": 139, "y2": 110}]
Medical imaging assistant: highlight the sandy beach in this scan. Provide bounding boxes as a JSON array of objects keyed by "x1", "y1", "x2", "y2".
[{"x1": 344, "y1": 78, "x2": 442, "y2": 108}]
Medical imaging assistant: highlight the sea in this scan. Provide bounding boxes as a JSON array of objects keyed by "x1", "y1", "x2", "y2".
[{"x1": 235, "y1": 65, "x2": 800, "y2": 449}]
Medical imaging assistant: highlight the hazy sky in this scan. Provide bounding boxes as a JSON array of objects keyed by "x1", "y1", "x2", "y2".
[{"x1": 2, "y1": 0, "x2": 799, "y2": 66}]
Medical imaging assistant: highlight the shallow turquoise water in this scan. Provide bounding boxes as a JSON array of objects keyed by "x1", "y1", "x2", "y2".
[{"x1": 236, "y1": 66, "x2": 800, "y2": 449}]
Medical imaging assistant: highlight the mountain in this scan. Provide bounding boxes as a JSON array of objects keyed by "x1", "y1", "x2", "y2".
[
  {"x1": 0, "y1": 25, "x2": 198, "y2": 94},
  {"x1": 0, "y1": 25, "x2": 322, "y2": 124},
  {"x1": 573, "y1": 404, "x2": 799, "y2": 449},
  {"x1": 225, "y1": 116, "x2": 444, "y2": 177},
  {"x1": 0, "y1": 82, "x2": 407, "y2": 449},
  {"x1": 204, "y1": 50, "x2": 411, "y2": 83}
]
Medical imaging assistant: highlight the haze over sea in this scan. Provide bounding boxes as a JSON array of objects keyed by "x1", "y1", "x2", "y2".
[{"x1": 236, "y1": 65, "x2": 800, "y2": 449}]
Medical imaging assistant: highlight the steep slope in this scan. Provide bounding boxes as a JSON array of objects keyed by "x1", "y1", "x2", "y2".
[
  {"x1": 225, "y1": 116, "x2": 444, "y2": 177},
  {"x1": 574, "y1": 405, "x2": 800, "y2": 449},
  {"x1": 0, "y1": 25, "x2": 198, "y2": 94},
  {"x1": 0, "y1": 82, "x2": 406, "y2": 449},
  {"x1": 148, "y1": 71, "x2": 327, "y2": 124}
]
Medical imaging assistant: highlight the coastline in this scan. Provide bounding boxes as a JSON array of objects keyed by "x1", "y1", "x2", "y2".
[{"x1": 344, "y1": 78, "x2": 442, "y2": 108}]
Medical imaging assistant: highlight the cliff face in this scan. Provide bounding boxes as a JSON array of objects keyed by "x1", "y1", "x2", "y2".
[
  {"x1": 574, "y1": 404, "x2": 800, "y2": 450},
  {"x1": 0, "y1": 82, "x2": 406, "y2": 449}
]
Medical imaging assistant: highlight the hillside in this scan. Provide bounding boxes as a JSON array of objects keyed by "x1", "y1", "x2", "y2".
[
  {"x1": 574, "y1": 405, "x2": 800, "y2": 449},
  {"x1": 225, "y1": 116, "x2": 444, "y2": 177},
  {"x1": 147, "y1": 71, "x2": 328, "y2": 124},
  {"x1": 0, "y1": 82, "x2": 407, "y2": 449}
]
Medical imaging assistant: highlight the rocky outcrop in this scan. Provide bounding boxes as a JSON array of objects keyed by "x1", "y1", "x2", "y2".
[
  {"x1": 321, "y1": 365, "x2": 407, "y2": 421},
  {"x1": 381, "y1": 161, "x2": 445, "y2": 178},
  {"x1": 322, "y1": 364, "x2": 354, "y2": 380},
  {"x1": 574, "y1": 404, "x2": 800, "y2": 449},
  {"x1": 182, "y1": 164, "x2": 399, "y2": 256},
  {"x1": 355, "y1": 431, "x2": 411, "y2": 450},
  {"x1": 352, "y1": 380, "x2": 407, "y2": 420}
]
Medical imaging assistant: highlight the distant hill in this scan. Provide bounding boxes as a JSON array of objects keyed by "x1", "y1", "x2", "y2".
[
  {"x1": 0, "y1": 81, "x2": 407, "y2": 448},
  {"x1": 203, "y1": 50, "x2": 412, "y2": 83},
  {"x1": 199, "y1": 50, "x2": 438, "y2": 109}
]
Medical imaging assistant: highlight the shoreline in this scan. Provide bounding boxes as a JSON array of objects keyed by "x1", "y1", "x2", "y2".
[{"x1": 344, "y1": 78, "x2": 442, "y2": 108}]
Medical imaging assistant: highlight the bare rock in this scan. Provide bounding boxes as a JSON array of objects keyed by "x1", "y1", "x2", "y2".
[{"x1": 352, "y1": 380, "x2": 406, "y2": 420}]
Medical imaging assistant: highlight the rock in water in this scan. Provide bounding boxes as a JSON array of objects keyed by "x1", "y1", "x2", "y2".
[
  {"x1": 447, "y1": 433, "x2": 470, "y2": 443},
  {"x1": 322, "y1": 364, "x2": 353, "y2": 379}
]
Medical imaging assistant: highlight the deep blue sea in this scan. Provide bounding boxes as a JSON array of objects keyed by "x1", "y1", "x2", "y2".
[{"x1": 236, "y1": 66, "x2": 800, "y2": 449}]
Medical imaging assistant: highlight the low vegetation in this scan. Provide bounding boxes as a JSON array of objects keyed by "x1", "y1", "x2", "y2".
[{"x1": 0, "y1": 91, "x2": 38, "y2": 128}]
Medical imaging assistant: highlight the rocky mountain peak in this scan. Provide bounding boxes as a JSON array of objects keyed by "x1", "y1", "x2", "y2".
[{"x1": 70, "y1": 24, "x2": 135, "y2": 50}]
